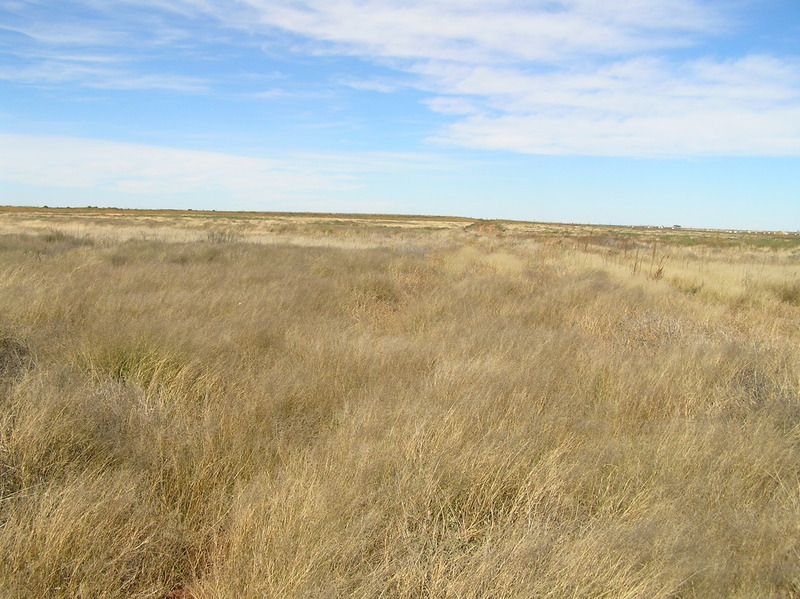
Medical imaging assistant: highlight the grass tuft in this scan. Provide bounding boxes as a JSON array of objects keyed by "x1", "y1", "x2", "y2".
[
  {"x1": 206, "y1": 230, "x2": 240, "y2": 244},
  {"x1": 773, "y1": 279, "x2": 800, "y2": 306}
]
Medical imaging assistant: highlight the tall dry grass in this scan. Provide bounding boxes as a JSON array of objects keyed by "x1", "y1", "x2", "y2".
[{"x1": 0, "y1": 215, "x2": 798, "y2": 598}]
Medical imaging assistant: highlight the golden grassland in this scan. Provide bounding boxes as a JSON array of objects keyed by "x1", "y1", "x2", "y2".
[{"x1": 0, "y1": 207, "x2": 799, "y2": 598}]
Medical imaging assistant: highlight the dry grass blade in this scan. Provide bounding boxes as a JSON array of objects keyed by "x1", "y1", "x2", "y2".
[{"x1": 0, "y1": 209, "x2": 798, "y2": 598}]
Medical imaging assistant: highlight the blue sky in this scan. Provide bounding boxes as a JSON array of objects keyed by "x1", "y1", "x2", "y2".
[{"x1": 1, "y1": 0, "x2": 798, "y2": 230}]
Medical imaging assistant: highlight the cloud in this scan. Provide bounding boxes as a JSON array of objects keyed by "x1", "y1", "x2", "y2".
[
  {"x1": 0, "y1": 14, "x2": 211, "y2": 91},
  {"x1": 36, "y1": 0, "x2": 716, "y2": 65},
  {"x1": 0, "y1": 60, "x2": 209, "y2": 91},
  {"x1": 0, "y1": 4, "x2": 230, "y2": 91},
  {"x1": 423, "y1": 55, "x2": 800, "y2": 156},
  {"x1": 434, "y1": 104, "x2": 800, "y2": 157},
  {"x1": 0, "y1": 134, "x2": 454, "y2": 201},
  {"x1": 4, "y1": 0, "x2": 800, "y2": 157},
  {"x1": 338, "y1": 77, "x2": 404, "y2": 93},
  {"x1": 0, "y1": 134, "x2": 360, "y2": 198},
  {"x1": 233, "y1": 0, "x2": 721, "y2": 63},
  {"x1": 246, "y1": 88, "x2": 337, "y2": 101},
  {"x1": 425, "y1": 96, "x2": 481, "y2": 116},
  {"x1": 222, "y1": 0, "x2": 800, "y2": 156},
  {"x1": 2, "y1": 21, "x2": 131, "y2": 46}
]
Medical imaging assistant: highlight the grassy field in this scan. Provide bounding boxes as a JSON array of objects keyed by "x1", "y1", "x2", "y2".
[{"x1": 0, "y1": 207, "x2": 798, "y2": 598}]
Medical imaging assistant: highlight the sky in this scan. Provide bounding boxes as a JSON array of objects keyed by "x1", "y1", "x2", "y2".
[{"x1": 1, "y1": 0, "x2": 799, "y2": 230}]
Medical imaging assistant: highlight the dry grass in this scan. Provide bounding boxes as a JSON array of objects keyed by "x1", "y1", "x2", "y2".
[{"x1": 0, "y1": 209, "x2": 798, "y2": 598}]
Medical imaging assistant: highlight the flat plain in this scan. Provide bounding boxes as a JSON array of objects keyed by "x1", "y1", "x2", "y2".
[{"x1": 1, "y1": 207, "x2": 799, "y2": 598}]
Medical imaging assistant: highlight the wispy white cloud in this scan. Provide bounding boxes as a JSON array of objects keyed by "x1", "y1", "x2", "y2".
[
  {"x1": 231, "y1": 0, "x2": 721, "y2": 63},
  {"x1": 3, "y1": 0, "x2": 799, "y2": 157},
  {"x1": 419, "y1": 55, "x2": 800, "y2": 156},
  {"x1": 425, "y1": 96, "x2": 481, "y2": 116},
  {"x1": 0, "y1": 134, "x2": 359, "y2": 197},
  {"x1": 0, "y1": 60, "x2": 209, "y2": 91},
  {"x1": 0, "y1": 134, "x2": 452, "y2": 199},
  {"x1": 0, "y1": 15, "x2": 211, "y2": 91},
  {"x1": 338, "y1": 77, "x2": 404, "y2": 93},
  {"x1": 194, "y1": 0, "x2": 800, "y2": 156},
  {"x1": 246, "y1": 87, "x2": 336, "y2": 101},
  {"x1": 434, "y1": 104, "x2": 800, "y2": 157},
  {"x1": 2, "y1": 22, "x2": 131, "y2": 46},
  {"x1": 0, "y1": 4, "x2": 233, "y2": 91},
  {"x1": 24, "y1": 0, "x2": 717, "y2": 65}
]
